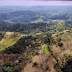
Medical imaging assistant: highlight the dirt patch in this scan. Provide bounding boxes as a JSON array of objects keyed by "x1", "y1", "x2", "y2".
[{"x1": 22, "y1": 54, "x2": 56, "y2": 72}]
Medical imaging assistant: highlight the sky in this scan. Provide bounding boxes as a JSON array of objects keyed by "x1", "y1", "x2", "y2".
[{"x1": 0, "y1": 0, "x2": 72, "y2": 6}]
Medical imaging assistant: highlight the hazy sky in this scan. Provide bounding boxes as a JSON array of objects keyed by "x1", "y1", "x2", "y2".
[{"x1": 0, "y1": 0, "x2": 72, "y2": 6}]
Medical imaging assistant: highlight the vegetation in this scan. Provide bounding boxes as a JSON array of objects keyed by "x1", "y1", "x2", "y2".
[
  {"x1": 32, "y1": 62, "x2": 38, "y2": 67},
  {"x1": 2, "y1": 61, "x2": 15, "y2": 72},
  {"x1": 43, "y1": 45, "x2": 51, "y2": 56},
  {"x1": 0, "y1": 32, "x2": 21, "y2": 51},
  {"x1": 58, "y1": 42, "x2": 63, "y2": 47},
  {"x1": 44, "y1": 33, "x2": 52, "y2": 44},
  {"x1": 0, "y1": 6, "x2": 72, "y2": 24},
  {"x1": 2, "y1": 35, "x2": 39, "y2": 54},
  {"x1": 0, "y1": 32, "x2": 5, "y2": 41}
]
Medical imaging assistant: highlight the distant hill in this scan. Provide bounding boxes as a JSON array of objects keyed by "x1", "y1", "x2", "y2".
[{"x1": 0, "y1": 6, "x2": 72, "y2": 24}]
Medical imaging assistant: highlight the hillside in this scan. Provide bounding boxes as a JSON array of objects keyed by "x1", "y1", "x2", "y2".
[
  {"x1": 0, "y1": 19, "x2": 72, "y2": 72},
  {"x1": 50, "y1": 30, "x2": 72, "y2": 72},
  {"x1": 0, "y1": 32, "x2": 21, "y2": 51},
  {"x1": 0, "y1": 30, "x2": 72, "y2": 72},
  {"x1": 22, "y1": 30, "x2": 72, "y2": 72}
]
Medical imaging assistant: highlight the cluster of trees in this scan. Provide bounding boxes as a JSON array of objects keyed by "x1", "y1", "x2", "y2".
[
  {"x1": 61, "y1": 59, "x2": 72, "y2": 72},
  {"x1": 1, "y1": 61, "x2": 15, "y2": 72},
  {"x1": 43, "y1": 33, "x2": 52, "y2": 44},
  {"x1": 0, "y1": 21, "x2": 67, "y2": 34},
  {"x1": 0, "y1": 34, "x2": 43, "y2": 72},
  {"x1": 3, "y1": 35, "x2": 39, "y2": 54},
  {"x1": 0, "y1": 32, "x2": 5, "y2": 41}
]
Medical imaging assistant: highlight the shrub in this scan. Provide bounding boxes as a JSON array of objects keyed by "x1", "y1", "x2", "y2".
[
  {"x1": 2, "y1": 61, "x2": 15, "y2": 72},
  {"x1": 58, "y1": 42, "x2": 63, "y2": 47},
  {"x1": 44, "y1": 33, "x2": 52, "y2": 44},
  {"x1": 32, "y1": 62, "x2": 38, "y2": 67},
  {"x1": 52, "y1": 39, "x2": 56, "y2": 44}
]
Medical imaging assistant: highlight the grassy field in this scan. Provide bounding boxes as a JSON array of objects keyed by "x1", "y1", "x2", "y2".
[
  {"x1": 40, "y1": 45, "x2": 51, "y2": 56},
  {"x1": 43, "y1": 45, "x2": 51, "y2": 55},
  {"x1": 0, "y1": 32, "x2": 21, "y2": 51}
]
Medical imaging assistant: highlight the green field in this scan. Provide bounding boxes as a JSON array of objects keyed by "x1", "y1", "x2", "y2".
[
  {"x1": 43, "y1": 45, "x2": 51, "y2": 55},
  {"x1": 0, "y1": 32, "x2": 21, "y2": 51},
  {"x1": 40, "y1": 45, "x2": 51, "y2": 56}
]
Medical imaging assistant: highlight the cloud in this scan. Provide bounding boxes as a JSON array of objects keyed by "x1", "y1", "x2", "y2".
[{"x1": 0, "y1": 0, "x2": 72, "y2": 6}]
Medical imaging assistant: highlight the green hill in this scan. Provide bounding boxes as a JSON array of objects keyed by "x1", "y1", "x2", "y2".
[{"x1": 0, "y1": 32, "x2": 21, "y2": 51}]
